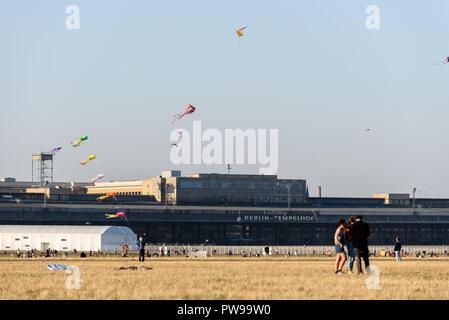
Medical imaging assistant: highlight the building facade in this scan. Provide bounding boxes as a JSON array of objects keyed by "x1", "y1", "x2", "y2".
[
  {"x1": 86, "y1": 180, "x2": 143, "y2": 196},
  {"x1": 142, "y1": 173, "x2": 307, "y2": 205},
  {"x1": 1, "y1": 204, "x2": 449, "y2": 245}
]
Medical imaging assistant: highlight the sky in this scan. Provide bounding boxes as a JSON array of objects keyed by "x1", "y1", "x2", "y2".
[{"x1": 1, "y1": 1, "x2": 449, "y2": 198}]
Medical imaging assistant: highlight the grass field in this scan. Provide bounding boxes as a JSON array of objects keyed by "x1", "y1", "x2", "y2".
[{"x1": 1, "y1": 255, "x2": 449, "y2": 300}]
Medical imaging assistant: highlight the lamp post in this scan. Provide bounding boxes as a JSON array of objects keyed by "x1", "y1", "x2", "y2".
[
  {"x1": 43, "y1": 180, "x2": 49, "y2": 208},
  {"x1": 412, "y1": 187, "x2": 417, "y2": 215},
  {"x1": 164, "y1": 183, "x2": 168, "y2": 209}
]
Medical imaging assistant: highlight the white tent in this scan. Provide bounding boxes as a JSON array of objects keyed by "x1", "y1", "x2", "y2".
[{"x1": 0, "y1": 225, "x2": 136, "y2": 252}]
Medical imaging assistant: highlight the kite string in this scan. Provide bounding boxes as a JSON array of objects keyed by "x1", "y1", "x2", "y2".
[
  {"x1": 122, "y1": 215, "x2": 133, "y2": 230},
  {"x1": 114, "y1": 196, "x2": 132, "y2": 230}
]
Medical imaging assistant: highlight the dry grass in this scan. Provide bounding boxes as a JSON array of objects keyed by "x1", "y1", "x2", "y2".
[{"x1": 0, "y1": 256, "x2": 449, "y2": 300}]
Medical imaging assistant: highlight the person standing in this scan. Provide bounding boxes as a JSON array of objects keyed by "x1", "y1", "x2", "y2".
[
  {"x1": 352, "y1": 215, "x2": 371, "y2": 274},
  {"x1": 394, "y1": 237, "x2": 402, "y2": 262},
  {"x1": 334, "y1": 219, "x2": 347, "y2": 274},
  {"x1": 136, "y1": 236, "x2": 147, "y2": 262},
  {"x1": 344, "y1": 216, "x2": 356, "y2": 274}
]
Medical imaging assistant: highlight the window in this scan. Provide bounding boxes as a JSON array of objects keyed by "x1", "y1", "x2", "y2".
[
  {"x1": 180, "y1": 181, "x2": 203, "y2": 188},
  {"x1": 61, "y1": 239, "x2": 67, "y2": 241},
  {"x1": 15, "y1": 238, "x2": 20, "y2": 241},
  {"x1": 23, "y1": 236, "x2": 29, "y2": 239}
]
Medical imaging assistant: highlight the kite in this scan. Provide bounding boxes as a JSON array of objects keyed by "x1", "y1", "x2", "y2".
[
  {"x1": 47, "y1": 264, "x2": 67, "y2": 271},
  {"x1": 171, "y1": 132, "x2": 182, "y2": 147},
  {"x1": 105, "y1": 211, "x2": 126, "y2": 219},
  {"x1": 172, "y1": 104, "x2": 196, "y2": 124},
  {"x1": 80, "y1": 155, "x2": 96, "y2": 166},
  {"x1": 236, "y1": 216, "x2": 241, "y2": 223},
  {"x1": 434, "y1": 57, "x2": 449, "y2": 66},
  {"x1": 366, "y1": 128, "x2": 372, "y2": 133},
  {"x1": 236, "y1": 26, "x2": 247, "y2": 38},
  {"x1": 49, "y1": 147, "x2": 62, "y2": 154},
  {"x1": 88, "y1": 174, "x2": 105, "y2": 184},
  {"x1": 96, "y1": 192, "x2": 117, "y2": 202},
  {"x1": 71, "y1": 136, "x2": 88, "y2": 147},
  {"x1": 47, "y1": 264, "x2": 87, "y2": 271}
]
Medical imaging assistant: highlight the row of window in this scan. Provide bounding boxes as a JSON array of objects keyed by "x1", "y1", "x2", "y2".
[
  {"x1": 115, "y1": 192, "x2": 142, "y2": 195},
  {"x1": 14, "y1": 238, "x2": 67, "y2": 241},
  {"x1": 179, "y1": 181, "x2": 304, "y2": 190}
]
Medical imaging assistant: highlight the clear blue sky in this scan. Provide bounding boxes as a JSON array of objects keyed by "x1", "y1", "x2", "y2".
[{"x1": 1, "y1": 1, "x2": 449, "y2": 197}]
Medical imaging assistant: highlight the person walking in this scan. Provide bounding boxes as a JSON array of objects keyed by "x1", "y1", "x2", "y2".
[
  {"x1": 394, "y1": 237, "x2": 402, "y2": 262},
  {"x1": 136, "y1": 236, "x2": 147, "y2": 262},
  {"x1": 352, "y1": 215, "x2": 371, "y2": 274},
  {"x1": 334, "y1": 219, "x2": 347, "y2": 274},
  {"x1": 344, "y1": 216, "x2": 356, "y2": 274}
]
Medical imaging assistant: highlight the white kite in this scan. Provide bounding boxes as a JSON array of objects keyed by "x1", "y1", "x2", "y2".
[{"x1": 88, "y1": 174, "x2": 105, "y2": 184}]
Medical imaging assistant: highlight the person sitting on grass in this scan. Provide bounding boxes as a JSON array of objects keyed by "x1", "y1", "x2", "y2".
[{"x1": 334, "y1": 219, "x2": 347, "y2": 274}]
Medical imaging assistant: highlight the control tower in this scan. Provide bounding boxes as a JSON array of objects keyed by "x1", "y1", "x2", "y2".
[{"x1": 31, "y1": 153, "x2": 54, "y2": 186}]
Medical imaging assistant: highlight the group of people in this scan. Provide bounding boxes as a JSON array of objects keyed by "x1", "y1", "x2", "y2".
[
  {"x1": 413, "y1": 250, "x2": 439, "y2": 258},
  {"x1": 334, "y1": 215, "x2": 371, "y2": 274},
  {"x1": 14, "y1": 248, "x2": 58, "y2": 258},
  {"x1": 136, "y1": 237, "x2": 209, "y2": 261}
]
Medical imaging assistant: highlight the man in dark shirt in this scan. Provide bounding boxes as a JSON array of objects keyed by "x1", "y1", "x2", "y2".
[
  {"x1": 351, "y1": 215, "x2": 370, "y2": 274},
  {"x1": 136, "y1": 236, "x2": 147, "y2": 262},
  {"x1": 394, "y1": 237, "x2": 402, "y2": 262}
]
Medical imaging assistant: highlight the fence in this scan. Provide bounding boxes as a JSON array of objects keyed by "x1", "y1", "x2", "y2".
[{"x1": 141, "y1": 244, "x2": 449, "y2": 256}]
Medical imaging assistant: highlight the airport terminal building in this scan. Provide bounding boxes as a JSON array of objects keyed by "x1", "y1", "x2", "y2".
[
  {"x1": 142, "y1": 172, "x2": 307, "y2": 205},
  {"x1": 1, "y1": 202, "x2": 449, "y2": 246},
  {"x1": 86, "y1": 171, "x2": 308, "y2": 206},
  {"x1": 2, "y1": 172, "x2": 449, "y2": 246}
]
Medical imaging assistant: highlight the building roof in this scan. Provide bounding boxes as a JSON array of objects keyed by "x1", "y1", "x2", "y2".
[
  {"x1": 86, "y1": 180, "x2": 142, "y2": 190},
  {"x1": 0, "y1": 181, "x2": 88, "y2": 188},
  {"x1": 0, "y1": 225, "x2": 135, "y2": 235}
]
